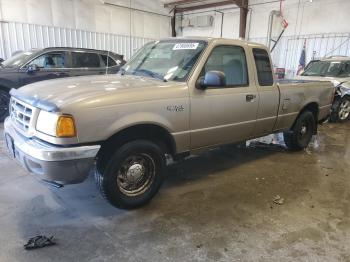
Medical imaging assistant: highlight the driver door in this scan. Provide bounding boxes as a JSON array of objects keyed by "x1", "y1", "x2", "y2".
[
  {"x1": 20, "y1": 51, "x2": 70, "y2": 86},
  {"x1": 190, "y1": 44, "x2": 259, "y2": 149}
]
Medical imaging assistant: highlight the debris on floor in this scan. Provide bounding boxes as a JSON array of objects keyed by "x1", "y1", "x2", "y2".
[
  {"x1": 273, "y1": 195, "x2": 285, "y2": 205},
  {"x1": 24, "y1": 235, "x2": 56, "y2": 250},
  {"x1": 246, "y1": 133, "x2": 286, "y2": 151}
]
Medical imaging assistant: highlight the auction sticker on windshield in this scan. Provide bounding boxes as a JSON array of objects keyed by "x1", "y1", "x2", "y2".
[{"x1": 173, "y1": 43, "x2": 199, "y2": 50}]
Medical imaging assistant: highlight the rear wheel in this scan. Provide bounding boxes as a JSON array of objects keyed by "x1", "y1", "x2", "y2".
[
  {"x1": 0, "y1": 89, "x2": 10, "y2": 122},
  {"x1": 95, "y1": 140, "x2": 165, "y2": 209},
  {"x1": 283, "y1": 111, "x2": 316, "y2": 151},
  {"x1": 330, "y1": 96, "x2": 350, "y2": 122}
]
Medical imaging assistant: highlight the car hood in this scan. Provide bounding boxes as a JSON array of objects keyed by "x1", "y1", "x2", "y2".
[
  {"x1": 295, "y1": 75, "x2": 350, "y2": 86},
  {"x1": 12, "y1": 74, "x2": 186, "y2": 111},
  {"x1": 0, "y1": 67, "x2": 19, "y2": 73}
]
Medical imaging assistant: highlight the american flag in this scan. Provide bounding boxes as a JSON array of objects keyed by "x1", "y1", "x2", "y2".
[{"x1": 297, "y1": 40, "x2": 306, "y2": 75}]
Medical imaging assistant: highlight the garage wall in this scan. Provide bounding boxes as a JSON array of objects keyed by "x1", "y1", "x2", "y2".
[
  {"x1": 0, "y1": 0, "x2": 172, "y2": 59},
  {"x1": 178, "y1": 0, "x2": 350, "y2": 77}
]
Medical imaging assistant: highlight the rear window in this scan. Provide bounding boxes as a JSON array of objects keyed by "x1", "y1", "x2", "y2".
[
  {"x1": 100, "y1": 54, "x2": 117, "y2": 67},
  {"x1": 253, "y1": 48, "x2": 274, "y2": 86},
  {"x1": 72, "y1": 52, "x2": 101, "y2": 68}
]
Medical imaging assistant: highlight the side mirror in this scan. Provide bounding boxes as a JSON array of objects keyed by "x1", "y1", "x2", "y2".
[
  {"x1": 0, "y1": 58, "x2": 4, "y2": 63},
  {"x1": 27, "y1": 64, "x2": 39, "y2": 73},
  {"x1": 196, "y1": 71, "x2": 226, "y2": 89}
]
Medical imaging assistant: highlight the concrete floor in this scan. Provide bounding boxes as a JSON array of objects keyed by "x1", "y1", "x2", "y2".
[{"x1": 0, "y1": 122, "x2": 349, "y2": 262}]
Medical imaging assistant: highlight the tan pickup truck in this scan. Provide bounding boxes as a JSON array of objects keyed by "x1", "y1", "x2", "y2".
[{"x1": 3, "y1": 37, "x2": 334, "y2": 209}]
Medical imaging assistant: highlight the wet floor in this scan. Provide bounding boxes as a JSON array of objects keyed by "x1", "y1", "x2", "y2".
[{"x1": 0, "y1": 122, "x2": 349, "y2": 262}]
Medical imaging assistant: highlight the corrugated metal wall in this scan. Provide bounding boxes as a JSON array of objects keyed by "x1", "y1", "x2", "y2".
[
  {"x1": 1, "y1": 20, "x2": 349, "y2": 79},
  {"x1": 0, "y1": 21, "x2": 156, "y2": 61},
  {"x1": 250, "y1": 32, "x2": 350, "y2": 78}
]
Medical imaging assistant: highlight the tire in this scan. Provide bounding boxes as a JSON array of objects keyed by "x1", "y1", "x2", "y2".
[
  {"x1": 0, "y1": 89, "x2": 10, "y2": 122},
  {"x1": 283, "y1": 111, "x2": 316, "y2": 151},
  {"x1": 330, "y1": 96, "x2": 350, "y2": 122},
  {"x1": 95, "y1": 140, "x2": 166, "y2": 209}
]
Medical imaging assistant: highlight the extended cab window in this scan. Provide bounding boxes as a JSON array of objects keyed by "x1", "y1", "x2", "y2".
[
  {"x1": 203, "y1": 45, "x2": 248, "y2": 87},
  {"x1": 253, "y1": 48, "x2": 273, "y2": 86},
  {"x1": 28, "y1": 52, "x2": 67, "y2": 69},
  {"x1": 72, "y1": 52, "x2": 101, "y2": 68}
]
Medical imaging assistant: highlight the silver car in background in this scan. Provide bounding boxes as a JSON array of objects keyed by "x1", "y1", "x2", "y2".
[{"x1": 296, "y1": 56, "x2": 350, "y2": 122}]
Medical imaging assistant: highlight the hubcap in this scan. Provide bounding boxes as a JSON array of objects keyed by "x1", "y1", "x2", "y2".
[
  {"x1": 297, "y1": 119, "x2": 312, "y2": 146},
  {"x1": 126, "y1": 163, "x2": 144, "y2": 182},
  {"x1": 338, "y1": 100, "x2": 350, "y2": 120},
  {"x1": 300, "y1": 125, "x2": 307, "y2": 135},
  {"x1": 117, "y1": 154, "x2": 155, "y2": 197}
]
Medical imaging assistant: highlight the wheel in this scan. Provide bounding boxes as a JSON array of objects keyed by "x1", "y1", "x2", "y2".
[
  {"x1": 283, "y1": 111, "x2": 316, "y2": 151},
  {"x1": 330, "y1": 96, "x2": 350, "y2": 122},
  {"x1": 0, "y1": 89, "x2": 10, "y2": 122},
  {"x1": 95, "y1": 140, "x2": 166, "y2": 209}
]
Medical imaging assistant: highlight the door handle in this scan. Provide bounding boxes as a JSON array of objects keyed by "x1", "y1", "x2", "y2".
[{"x1": 246, "y1": 94, "x2": 256, "y2": 102}]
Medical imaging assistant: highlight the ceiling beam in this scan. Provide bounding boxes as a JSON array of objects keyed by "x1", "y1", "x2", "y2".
[
  {"x1": 164, "y1": 0, "x2": 208, "y2": 8},
  {"x1": 175, "y1": 1, "x2": 238, "y2": 12}
]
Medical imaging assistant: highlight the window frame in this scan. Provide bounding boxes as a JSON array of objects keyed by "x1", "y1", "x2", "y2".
[
  {"x1": 100, "y1": 53, "x2": 118, "y2": 68},
  {"x1": 198, "y1": 44, "x2": 250, "y2": 89},
  {"x1": 22, "y1": 51, "x2": 69, "y2": 70},
  {"x1": 252, "y1": 48, "x2": 274, "y2": 87}
]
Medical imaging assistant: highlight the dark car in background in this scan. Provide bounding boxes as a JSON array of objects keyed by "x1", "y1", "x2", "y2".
[{"x1": 0, "y1": 47, "x2": 126, "y2": 121}]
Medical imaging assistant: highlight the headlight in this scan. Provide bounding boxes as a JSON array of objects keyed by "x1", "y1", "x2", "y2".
[{"x1": 36, "y1": 111, "x2": 76, "y2": 138}]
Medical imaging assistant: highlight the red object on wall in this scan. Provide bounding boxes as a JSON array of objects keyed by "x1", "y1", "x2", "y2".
[{"x1": 274, "y1": 68, "x2": 285, "y2": 79}]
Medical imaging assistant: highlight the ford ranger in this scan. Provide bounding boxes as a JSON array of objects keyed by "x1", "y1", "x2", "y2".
[{"x1": 3, "y1": 37, "x2": 334, "y2": 209}]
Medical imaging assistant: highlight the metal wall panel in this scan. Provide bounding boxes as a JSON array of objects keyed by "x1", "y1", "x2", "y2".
[
  {"x1": 0, "y1": 21, "x2": 156, "y2": 60},
  {"x1": 250, "y1": 32, "x2": 350, "y2": 78}
]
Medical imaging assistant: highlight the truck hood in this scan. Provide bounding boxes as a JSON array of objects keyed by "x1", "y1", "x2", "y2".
[{"x1": 12, "y1": 74, "x2": 186, "y2": 111}]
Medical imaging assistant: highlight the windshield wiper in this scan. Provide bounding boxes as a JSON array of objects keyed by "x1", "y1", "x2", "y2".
[{"x1": 132, "y1": 69, "x2": 167, "y2": 82}]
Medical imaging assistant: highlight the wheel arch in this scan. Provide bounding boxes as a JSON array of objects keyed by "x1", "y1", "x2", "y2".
[
  {"x1": 293, "y1": 102, "x2": 319, "y2": 134},
  {"x1": 0, "y1": 84, "x2": 11, "y2": 92},
  {"x1": 96, "y1": 123, "x2": 176, "y2": 170}
]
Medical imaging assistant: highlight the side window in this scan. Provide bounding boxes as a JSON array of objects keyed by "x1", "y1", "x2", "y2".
[
  {"x1": 29, "y1": 52, "x2": 66, "y2": 69},
  {"x1": 340, "y1": 61, "x2": 350, "y2": 77},
  {"x1": 72, "y1": 52, "x2": 101, "y2": 68},
  {"x1": 253, "y1": 48, "x2": 274, "y2": 86},
  {"x1": 203, "y1": 45, "x2": 248, "y2": 87},
  {"x1": 100, "y1": 54, "x2": 117, "y2": 67}
]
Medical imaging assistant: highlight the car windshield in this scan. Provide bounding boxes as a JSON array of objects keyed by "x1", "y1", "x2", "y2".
[
  {"x1": 1, "y1": 51, "x2": 35, "y2": 68},
  {"x1": 121, "y1": 40, "x2": 207, "y2": 82},
  {"x1": 302, "y1": 60, "x2": 350, "y2": 77}
]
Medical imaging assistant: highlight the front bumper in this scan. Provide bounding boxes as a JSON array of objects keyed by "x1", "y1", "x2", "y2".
[{"x1": 3, "y1": 117, "x2": 100, "y2": 184}]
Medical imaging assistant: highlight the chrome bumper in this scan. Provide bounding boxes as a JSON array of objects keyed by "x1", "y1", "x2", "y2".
[{"x1": 3, "y1": 117, "x2": 100, "y2": 184}]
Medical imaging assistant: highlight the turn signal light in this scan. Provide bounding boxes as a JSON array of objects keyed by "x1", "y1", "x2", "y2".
[{"x1": 56, "y1": 115, "x2": 76, "y2": 137}]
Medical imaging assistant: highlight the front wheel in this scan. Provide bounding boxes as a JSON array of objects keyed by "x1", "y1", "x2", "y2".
[
  {"x1": 283, "y1": 111, "x2": 316, "y2": 151},
  {"x1": 95, "y1": 140, "x2": 166, "y2": 209},
  {"x1": 0, "y1": 89, "x2": 10, "y2": 122},
  {"x1": 330, "y1": 96, "x2": 350, "y2": 122}
]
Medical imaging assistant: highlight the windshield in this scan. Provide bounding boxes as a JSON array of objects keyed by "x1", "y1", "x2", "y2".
[
  {"x1": 1, "y1": 51, "x2": 35, "y2": 68},
  {"x1": 302, "y1": 60, "x2": 350, "y2": 77},
  {"x1": 121, "y1": 40, "x2": 207, "y2": 82}
]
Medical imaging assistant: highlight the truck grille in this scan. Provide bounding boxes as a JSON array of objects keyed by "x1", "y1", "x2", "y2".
[{"x1": 10, "y1": 98, "x2": 33, "y2": 132}]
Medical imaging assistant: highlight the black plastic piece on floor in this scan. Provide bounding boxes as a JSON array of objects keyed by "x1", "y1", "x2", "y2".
[{"x1": 24, "y1": 235, "x2": 56, "y2": 250}]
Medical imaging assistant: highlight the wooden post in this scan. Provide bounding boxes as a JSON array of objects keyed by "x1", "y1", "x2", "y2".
[
  {"x1": 171, "y1": 9, "x2": 177, "y2": 37},
  {"x1": 239, "y1": 0, "x2": 248, "y2": 39}
]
